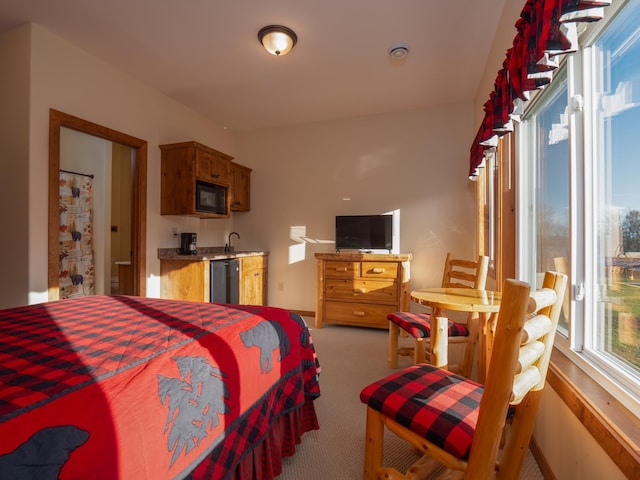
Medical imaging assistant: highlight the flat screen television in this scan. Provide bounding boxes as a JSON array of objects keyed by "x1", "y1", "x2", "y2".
[{"x1": 335, "y1": 214, "x2": 393, "y2": 252}]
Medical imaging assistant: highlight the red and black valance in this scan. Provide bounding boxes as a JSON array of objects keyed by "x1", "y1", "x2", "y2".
[{"x1": 469, "y1": 0, "x2": 612, "y2": 179}]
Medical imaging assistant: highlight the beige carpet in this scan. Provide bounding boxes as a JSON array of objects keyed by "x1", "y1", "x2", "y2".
[{"x1": 277, "y1": 322, "x2": 544, "y2": 480}]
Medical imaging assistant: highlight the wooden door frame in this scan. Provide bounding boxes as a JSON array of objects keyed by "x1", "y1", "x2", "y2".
[{"x1": 48, "y1": 109, "x2": 147, "y2": 299}]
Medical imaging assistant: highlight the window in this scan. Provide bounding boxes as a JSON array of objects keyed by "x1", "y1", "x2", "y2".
[
  {"x1": 520, "y1": 0, "x2": 640, "y2": 405},
  {"x1": 520, "y1": 70, "x2": 570, "y2": 336}
]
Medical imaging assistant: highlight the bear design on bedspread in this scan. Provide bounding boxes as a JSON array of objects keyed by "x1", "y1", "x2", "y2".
[
  {"x1": 157, "y1": 356, "x2": 230, "y2": 467},
  {"x1": 0, "y1": 425, "x2": 89, "y2": 480},
  {"x1": 240, "y1": 320, "x2": 291, "y2": 373}
]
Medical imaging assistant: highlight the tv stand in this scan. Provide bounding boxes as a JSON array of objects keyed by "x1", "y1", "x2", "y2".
[{"x1": 315, "y1": 252, "x2": 412, "y2": 329}]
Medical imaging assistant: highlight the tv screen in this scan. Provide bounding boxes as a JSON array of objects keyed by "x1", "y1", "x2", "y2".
[{"x1": 335, "y1": 215, "x2": 393, "y2": 252}]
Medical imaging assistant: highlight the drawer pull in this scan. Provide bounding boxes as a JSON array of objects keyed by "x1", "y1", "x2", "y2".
[
  {"x1": 353, "y1": 311, "x2": 365, "y2": 317},
  {"x1": 372, "y1": 267, "x2": 385, "y2": 274},
  {"x1": 335, "y1": 267, "x2": 348, "y2": 272},
  {"x1": 354, "y1": 288, "x2": 366, "y2": 294}
]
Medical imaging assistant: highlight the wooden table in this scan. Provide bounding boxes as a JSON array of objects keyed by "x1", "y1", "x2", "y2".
[{"x1": 410, "y1": 287, "x2": 501, "y2": 377}]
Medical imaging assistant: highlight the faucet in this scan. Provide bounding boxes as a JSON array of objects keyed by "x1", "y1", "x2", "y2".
[{"x1": 225, "y1": 232, "x2": 240, "y2": 253}]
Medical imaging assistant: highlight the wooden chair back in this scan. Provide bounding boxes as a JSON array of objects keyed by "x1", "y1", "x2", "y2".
[
  {"x1": 469, "y1": 271, "x2": 567, "y2": 478},
  {"x1": 441, "y1": 252, "x2": 489, "y2": 290}
]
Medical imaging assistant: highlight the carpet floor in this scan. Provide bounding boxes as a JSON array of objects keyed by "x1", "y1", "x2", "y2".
[{"x1": 276, "y1": 322, "x2": 544, "y2": 479}]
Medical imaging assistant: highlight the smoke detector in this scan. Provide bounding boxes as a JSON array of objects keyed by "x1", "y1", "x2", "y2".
[{"x1": 387, "y1": 43, "x2": 410, "y2": 59}]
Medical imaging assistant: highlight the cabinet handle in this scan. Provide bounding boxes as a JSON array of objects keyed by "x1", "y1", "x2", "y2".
[
  {"x1": 335, "y1": 267, "x2": 348, "y2": 272},
  {"x1": 353, "y1": 311, "x2": 365, "y2": 317},
  {"x1": 372, "y1": 267, "x2": 385, "y2": 274},
  {"x1": 354, "y1": 288, "x2": 366, "y2": 294},
  {"x1": 211, "y1": 174, "x2": 220, "y2": 179}
]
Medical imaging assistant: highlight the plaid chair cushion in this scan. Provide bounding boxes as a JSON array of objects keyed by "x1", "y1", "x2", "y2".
[
  {"x1": 360, "y1": 363, "x2": 483, "y2": 460},
  {"x1": 387, "y1": 312, "x2": 469, "y2": 339}
]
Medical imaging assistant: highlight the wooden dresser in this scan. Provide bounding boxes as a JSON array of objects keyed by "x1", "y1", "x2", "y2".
[{"x1": 315, "y1": 252, "x2": 412, "y2": 329}]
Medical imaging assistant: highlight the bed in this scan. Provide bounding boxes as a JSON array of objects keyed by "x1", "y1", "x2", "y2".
[{"x1": 0, "y1": 295, "x2": 320, "y2": 479}]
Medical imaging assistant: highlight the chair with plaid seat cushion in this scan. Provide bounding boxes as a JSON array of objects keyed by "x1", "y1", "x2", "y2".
[
  {"x1": 388, "y1": 253, "x2": 489, "y2": 377},
  {"x1": 363, "y1": 271, "x2": 567, "y2": 480}
]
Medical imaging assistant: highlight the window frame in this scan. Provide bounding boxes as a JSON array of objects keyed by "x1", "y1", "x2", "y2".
[{"x1": 515, "y1": 0, "x2": 640, "y2": 417}]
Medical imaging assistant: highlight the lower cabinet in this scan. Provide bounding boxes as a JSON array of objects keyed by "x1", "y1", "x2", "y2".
[
  {"x1": 315, "y1": 252, "x2": 412, "y2": 329},
  {"x1": 240, "y1": 255, "x2": 267, "y2": 305},
  {"x1": 160, "y1": 254, "x2": 267, "y2": 305},
  {"x1": 160, "y1": 260, "x2": 210, "y2": 302}
]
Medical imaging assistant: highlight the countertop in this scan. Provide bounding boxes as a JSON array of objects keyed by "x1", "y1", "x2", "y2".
[{"x1": 158, "y1": 247, "x2": 268, "y2": 261}]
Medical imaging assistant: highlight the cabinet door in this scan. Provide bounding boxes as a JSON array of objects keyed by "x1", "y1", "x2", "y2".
[
  {"x1": 160, "y1": 260, "x2": 209, "y2": 302},
  {"x1": 230, "y1": 163, "x2": 251, "y2": 211},
  {"x1": 196, "y1": 149, "x2": 230, "y2": 185},
  {"x1": 240, "y1": 256, "x2": 267, "y2": 305}
]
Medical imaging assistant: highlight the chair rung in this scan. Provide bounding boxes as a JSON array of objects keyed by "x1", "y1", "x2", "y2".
[
  {"x1": 448, "y1": 270, "x2": 477, "y2": 284},
  {"x1": 517, "y1": 341, "x2": 545, "y2": 374},
  {"x1": 521, "y1": 315, "x2": 552, "y2": 345},
  {"x1": 398, "y1": 347, "x2": 414, "y2": 357},
  {"x1": 511, "y1": 366, "x2": 542, "y2": 404},
  {"x1": 526, "y1": 288, "x2": 557, "y2": 314}
]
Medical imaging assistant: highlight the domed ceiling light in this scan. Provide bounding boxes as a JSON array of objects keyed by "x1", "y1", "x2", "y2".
[{"x1": 258, "y1": 25, "x2": 298, "y2": 56}]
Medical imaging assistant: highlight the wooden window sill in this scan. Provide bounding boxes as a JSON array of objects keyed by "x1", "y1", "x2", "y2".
[{"x1": 547, "y1": 348, "x2": 640, "y2": 478}]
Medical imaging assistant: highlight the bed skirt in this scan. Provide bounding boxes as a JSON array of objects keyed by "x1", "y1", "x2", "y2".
[{"x1": 187, "y1": 396, "x2": 319, "y2": 480}]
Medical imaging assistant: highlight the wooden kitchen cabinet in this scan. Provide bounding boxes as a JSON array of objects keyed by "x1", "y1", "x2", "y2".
[
  {"x1": 240, "y1": 255, "x2": 267, "y2": 305},
  {"x1": 230, "y1": 162, "x2": 251, "y2": 212},
  {"x1": 160, "y1": 141, "x2": 233, "y2": 218},
  {"x1": 315, "y1": 252, "x2": 411, "y2": 329},
  {"x1": 160, "y1": 259, "x2": 210, "y2": 302}
]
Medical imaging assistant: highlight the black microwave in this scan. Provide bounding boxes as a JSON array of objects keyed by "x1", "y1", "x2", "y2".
[{"x1": 196, "y1": 180, "x2": 227, "y2": 215}]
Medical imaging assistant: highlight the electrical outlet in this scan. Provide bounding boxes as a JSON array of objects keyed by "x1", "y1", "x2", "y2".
[
  {"x1": 278, "y1": 281, "x2": 284, "y2": 292},
  {"x1": 172, "y1": 227, "x2": 178, "y2": 237}
]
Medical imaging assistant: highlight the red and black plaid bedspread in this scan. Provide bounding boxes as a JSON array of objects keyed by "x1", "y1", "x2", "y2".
[{"x1": 0, "y1": 296, "x2": 320, "y2": 479}]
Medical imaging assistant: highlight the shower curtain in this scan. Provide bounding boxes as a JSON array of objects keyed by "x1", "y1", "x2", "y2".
[{"x1": 59, "y1": 171, "x2": 95, "y2": 299}]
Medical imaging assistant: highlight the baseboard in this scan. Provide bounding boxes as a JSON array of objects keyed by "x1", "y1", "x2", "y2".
[
  {"x1": 530, "y1": 436, "x2": 555, "y2": 480},
  {"x1": 292, "y1": 309, "x2": 314, "y2": 318}
]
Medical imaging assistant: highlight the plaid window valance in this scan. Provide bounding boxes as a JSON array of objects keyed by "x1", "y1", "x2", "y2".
[{"x1": 469, "y1": 0, "x2": 612, "y2": 179}]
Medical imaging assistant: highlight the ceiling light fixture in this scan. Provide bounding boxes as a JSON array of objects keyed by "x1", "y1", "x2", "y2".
[
  {"x1": 387, "y1": 43, "x2": 410, "y2": 59},
  {"x1": 258, "y1": 25, "x2": 298, "y2": 56}
]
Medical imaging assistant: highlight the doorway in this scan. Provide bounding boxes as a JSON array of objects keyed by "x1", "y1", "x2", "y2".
[{"x1": 48, "y1": 109, "x2": 147, "y2": 299}]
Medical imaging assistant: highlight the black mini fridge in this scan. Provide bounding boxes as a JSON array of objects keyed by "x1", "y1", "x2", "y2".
[{"x1": 210, "y1": 259, "x2": 240, "y2": 304}]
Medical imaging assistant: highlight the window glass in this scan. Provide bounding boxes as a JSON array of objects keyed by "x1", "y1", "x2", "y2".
[
  {"x1": 525, "y1": 72, "x2": 570, "y2": 335},
  {"x1": 591, "y1": 0, "x2": 640, "y2": 374}
]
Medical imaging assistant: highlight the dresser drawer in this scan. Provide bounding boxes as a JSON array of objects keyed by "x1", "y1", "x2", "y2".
[
  {"x1": 325, "y1": 301, "x2": 391, "y2": 328},
  {"x1": 324, "y1": 261, "x2": 360, "y2": 278},
  {"x1": 361, "y1": 262, "x2": 398, "y2": 279},
  {"x1": 325, "y1": 278, "x2": 398, "y2": 303}
]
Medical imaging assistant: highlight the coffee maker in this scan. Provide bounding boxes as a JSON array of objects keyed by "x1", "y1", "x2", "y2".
[{"x1": 180, "y1": 232, "x2": 197, "y2": 255}]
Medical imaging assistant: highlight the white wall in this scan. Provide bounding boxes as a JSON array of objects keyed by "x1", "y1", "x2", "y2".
[
  {"x1": 19, "y1": 23, "x2": 240, "y2": 303},
  {"x1": 535, "y1": 387, "x2": 626, "y2": 479},
  {"x1": 0, "y1": 26, "x2": 30, "y2": 307},
  {"x1": 237, "y1": 105, "x2": 477, "y2": 311}
]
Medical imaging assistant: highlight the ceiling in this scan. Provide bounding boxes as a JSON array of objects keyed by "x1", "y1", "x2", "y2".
[{"x1": 0, "y1": 0, "x2": 508, "y2": 132}]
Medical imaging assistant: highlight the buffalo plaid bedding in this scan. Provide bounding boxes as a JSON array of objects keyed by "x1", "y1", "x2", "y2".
[
  {"x1": 387, "y1": 312, "x2": 469, "y2": 339},
  {"x1": 360, "y1": 363, "x2": 482, "y2": 459},
  {"x1": 0, "y1": 296, "x2": 320, "y2": 479}
]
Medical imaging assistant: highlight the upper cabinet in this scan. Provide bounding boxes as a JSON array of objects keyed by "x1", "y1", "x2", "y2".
[
  {"x1": 160, "y1": 141, "x2": 251, "y2": 218},
  {"x1": 194, "y1": 145, "x2": 231, "y2": 185},
  {"x1": 230, "y1": 162, "x2": 251, "y2": 212}
]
